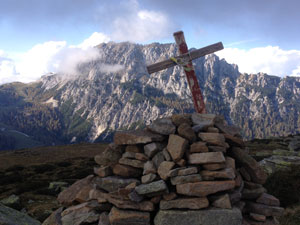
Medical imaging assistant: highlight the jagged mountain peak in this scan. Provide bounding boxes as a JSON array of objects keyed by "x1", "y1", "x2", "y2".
[{"x1": 0, "y1": 41, "x2": 299, "y2": 149}]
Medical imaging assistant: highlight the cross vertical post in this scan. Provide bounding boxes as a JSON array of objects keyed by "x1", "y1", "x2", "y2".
[
  {"x1": 173, "y1": 31, "x2": 206, "y2": 113},
  {"x1": 146, "y1": 31, "x2": 223, "y2": 114}
]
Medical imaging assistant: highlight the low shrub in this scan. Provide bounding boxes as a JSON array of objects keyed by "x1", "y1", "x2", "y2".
[{"x1": 264, "y1": 165, "x2": 300, "y2": 207}]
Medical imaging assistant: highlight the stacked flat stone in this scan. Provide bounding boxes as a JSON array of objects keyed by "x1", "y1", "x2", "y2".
[{"x1": 43, "y1": 114, "x2": 284, "y2": 225}]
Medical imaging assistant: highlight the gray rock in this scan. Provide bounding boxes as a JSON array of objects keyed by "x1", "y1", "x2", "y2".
[
  {"x1": 119, "y1": 157, "x2": 144, "y2": 168},
  {"x1": 141, "y1": 173, "x2": 157, "y2": 184},
  {"x1": 160, "y1": 197, "x2": 209, "y2": 210},
  {"x1": 188, "y1": 152, "x2": 225, "y2": 165},
  {"x1": 154, "y1": 208, "x2": 242, "y2": 225},
  {"x1": 212, "y1": 194, "x2": 232, "y2": 209},
  {"x1": 57, "y1": 175, "x2": 95, "y2": 207},
  {"x1": 191, "y1": 113, "x2": 216, "y2": 126},
  {"x1": 42, "y1": 207, "x2": 63, "y2": 225},
  {"x1": 61, "y1": 202, "x2": 100, "y2": 225},
  {"x1": 0, "y1": 203, "x2": 41, "y2": 225},
  {"x1": 98, "y1": 212, "x2": 110, "y2": 225},
  {"x1": 177, "y1": 167, "x2": 198, "y2": 176},
  {"x1": 144, "y1": 143, "x2": 160, "y2": 158},
  {"x1": 162, "y1": 148, "x2": 172, "y2": 161},
  {"x1": 152, "y1": 151, "x2": 165, "y2": 168},
  {"x1": 109, "y1": 207, "x2": 150, "y2": 225},
  {"x1": 94, "y1": 176, "x2": 140, "y2": 192},
  {"x1": 288, "y1": 138, "x2": 300, "y2": 151},
  {"x1": 135, "y1": 180, "x2": 168, "y2": 196},
  {"x1": 147, "y1": 118, "x2": 176, "y2": 135},
  {"x1": 170, "y1": 174, "x2": 202, "y2": 185},
  {"x1": 0, "y1": 194, "x2": 21, "y2": 210},
  {"x1": 114, "y1": 130, "x2": 164, "y2": 145},
  {"x1": 143, "y1": 161, "x2": 157, "y2": 175},
  {"x1": 95, "y1": 144, "x2": 123, "y2": 167},
  {"x1": 259, "y1": 155, "x2": 300, "y2": 175},
  {"x1": 192, "y1": 122, "x2": 212, "y2": 132}
]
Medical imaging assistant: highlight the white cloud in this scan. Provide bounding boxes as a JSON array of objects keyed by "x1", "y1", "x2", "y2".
[
  {"x1": 0, "y1": 32, "x2": 116, "y2": 85},
  {"x1": 291, "y1": 66, "x2": 300, "y2": 77},
  {"x1": 50, "y1": 47, "x2": 101, "y2": 77},
  {"x1": 110, "y1": 0, "x2": 174, "y2": 42},
  {"x1": 76, "y1": 32, "x2": 110, "y2": 49},
  {"x1": 216, "y1": 46, "x2": 300, "y2": 77},
  {"x1": 17, "y1": 41, "x2": 67, "y2": 80}
]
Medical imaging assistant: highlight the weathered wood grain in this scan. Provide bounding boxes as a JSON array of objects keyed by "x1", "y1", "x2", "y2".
[{"x1": 146, "y1": 42, "x2": 223, "y2": 74}]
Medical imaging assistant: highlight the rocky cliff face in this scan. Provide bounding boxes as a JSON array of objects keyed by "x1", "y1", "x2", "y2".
[{"x1": 1, "y1": 42, "x2": 300, "y2": 147}]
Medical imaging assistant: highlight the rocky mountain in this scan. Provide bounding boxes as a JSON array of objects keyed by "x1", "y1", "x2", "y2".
[{"x1": 0, "y1": 41, "x2": 300, "y2": 149}]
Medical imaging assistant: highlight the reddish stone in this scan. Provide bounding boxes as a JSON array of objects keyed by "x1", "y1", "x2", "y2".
[
  {"x1": 141, "y1": 173, "x2": 157, "y2": 184},
  {"x1": 177, "y1": 123, "x2": 197, "y2": 142},
  {"x1": 188, "y1": 152, "x2": 225, "y2": 164},
  {"x1": 157, "y1": 161, "x2": 175, "y2": 180},
  {"x1": 94, "y1": 144, "x2": 123, "y2": 167},
  {"x1": 225, "y1": 157, "x2": 235, "y2": 169},
  {"x1": 125, "y1": 145, "x2": 142, "y2": 153},
  {"x1": 171, "y1": 174, "x2": 202, "y2": 185},
  {"x1": 119, "y1": 157, "x2": 144, "y2": 168},
  {"x1": 147, "y1": 118, "x2": 176, "y2": 135},
  {"x1": 160, "y1": 197, "x2": 209, "y2": 210},
  {"x1": 242, "y1": 187, "x2": 266, "y2": 200},
  {"x1": 230, "y1": 147, "x2": 267, "y2": 184},
  {"x1": 244, "y1": 181, "x2": 263, "y2": 190},
  {"x1": 246, "y1": 202, "x2": 284, "y2": 217},
  {"x1": 176, "y1": 159, "x2": 186, "y2": 167},
  {"x1": 203, "y1": 163, "x2": 226, "y2": 171},
  {"x1": 177, "y1": 167, "x2": 198, "y2": 176},
  {"x1": 212, "y1": 194, "x2": 232, "y2": 209},
  {"x1": 239, "y1": 167, "x2": 251, "y2": 181},
  {"x1": 167, "y1": 134, "x2": 188, "y2": 162},
  {"x1": 163, "y1": 192, "x2": 177, "y2": 201},
  {"x1": 190, "y1": 142, "x2": 209, "y2": 153},
  {"x1": 114, "y1": 130, "x2": 164, "y2": 145},
  {"x1": 201, "y1": 168, "x2": 235, "y2": 180},
  {"x1": 57, "y1": 175, "x2": 94, "y2": 206},
  {"x1": 208, "y1": 145, "x2": 227, "y2": 153},
  {"x1": 207, "y1": 127, "x2": 219, "y2": 133},
  {"x1": 224, "y1": 133, "x2": 245, "y2": 147},
  {"x1": 176, "y1": 180, "x2": 235, "y2": 197},
  {"x1": 94, "y1": 166, "x2": 112, "y2": 177},
  {"x1": 198, "y1": 133, "x2": 229, "y2": 148},
  {"x1": 249, "y1": 213, "x2": 266, "y2": 222},
  {"x1": 256, "y1": 193, "x2": 280, "y2": 207},
  {"x1": 150, "y1": 195, "x2": 162, "y2": 204},
  {"x1": 109, "y1": 207, "x2": 150, "y2": 225},
  {"x1": 143, "y1": 161, "x2": 156, "y2": 175},
  {"x1": 135, "y1": 153, "x2": 149, "y2": 161},
  {"x1": 171, "y1": 114, "x2": 192, "y2": 126},
  {"x1": 112, "y1": 164, "x2": 142, "y2": 178}
]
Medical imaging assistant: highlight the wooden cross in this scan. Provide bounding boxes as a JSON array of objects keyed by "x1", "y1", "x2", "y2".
[{"x1": 147, "y1": 31, "x2": 224, "y2": 113}]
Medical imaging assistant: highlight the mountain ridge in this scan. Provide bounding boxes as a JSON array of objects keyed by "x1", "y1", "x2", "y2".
[{"x1": 0, "y1": 41, "x2": 300, "y2": 150}]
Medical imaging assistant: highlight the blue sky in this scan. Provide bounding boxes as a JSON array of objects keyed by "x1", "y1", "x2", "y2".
[{"x1": 1, "y1": 0, "x2": 300, "y2": 84}]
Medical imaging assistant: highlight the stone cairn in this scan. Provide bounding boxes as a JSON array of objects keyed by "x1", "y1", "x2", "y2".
[{"x1": 43, "y1": 114, "x2": 284, "y2": 225}]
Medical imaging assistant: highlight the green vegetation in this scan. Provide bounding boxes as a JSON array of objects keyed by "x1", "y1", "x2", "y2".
[{"x1": 279, "y1": 204, "x2": 300, "y2": 225}]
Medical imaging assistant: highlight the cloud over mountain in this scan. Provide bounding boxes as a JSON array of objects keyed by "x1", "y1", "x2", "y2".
[{"x1": 216, "y1": 46, "x2": 300, "y2": 77}]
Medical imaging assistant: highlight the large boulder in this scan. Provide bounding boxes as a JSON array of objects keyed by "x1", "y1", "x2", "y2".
[
  {"x1": 229, "y1": 147, "x2": 267, "y2": 184},
  {"x1": 0, "y1": 203, "x2": 41, "y2": 225},
  {"x1": 57, "y1": 175, "x2": 95, "y2": 206},
  {"x1": 154, "y1": 208, "x2": 242, "y2": 225}
]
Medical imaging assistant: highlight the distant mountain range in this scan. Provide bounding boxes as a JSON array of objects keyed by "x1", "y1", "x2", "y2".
[{"x1": 1, "y1": 42, "x2": 300, "y2": 150}]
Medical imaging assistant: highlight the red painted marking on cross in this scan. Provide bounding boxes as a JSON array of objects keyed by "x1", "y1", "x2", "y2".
[{"x1": 146, "y1": 31, "x2": 224, "y2": 113}]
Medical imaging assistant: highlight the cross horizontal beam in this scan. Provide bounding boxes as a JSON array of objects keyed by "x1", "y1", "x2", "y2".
[{"x1": 146, "y1": 42, "x2": 224, "y2": 74}]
